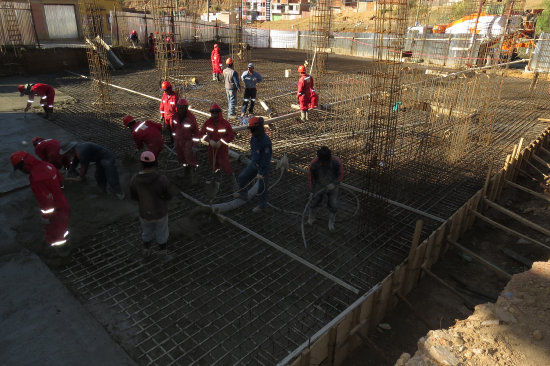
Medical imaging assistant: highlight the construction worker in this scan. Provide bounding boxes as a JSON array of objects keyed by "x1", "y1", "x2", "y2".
[
  {"x1": 129, "y1": 30, "x2": 139, "y2": 48},
  {"x1": 122, "y1": 115, "x2": 164, "y2": 158},
  {"x1": 223, "y1": 57, "x2": 241, "y2": 119},
  {"x1": 307, "y1": 146, "x2": 343, "y2": 232},
  {"x1": 240, "y1": 63, "x2": 263, "y2": 116},
  {"x1": 18, "y1": 83, "x2": 55, "y2": 119},
  {"x1": 236, "y1": 117, "x2": 272, "y2": 212},
  {"x1": 60, "y1": 141, "x2": 125, "y2": 200},
  {"x1": 172, "y1": 99, "x2": 200, "y2": 183},
  {"x1": 130, "y1": 151, "x2": 173, "y2": 259},
  {"x1": 10, "y1": 151, "x2": 70, "y2": 256},
  {"x1": 199, "y1": 103, "x2": 238, "y2": 191},
  {"x1": 297, "y1": 65, "x2": 314, "y2": 121},
  {"x1": 148, "y1": 32, "x2": 155, "y2": 55},
  {"x1": 159, "y1": 80, "x2": 178, "y2": 143},
  {"x1": 32, "y1": 137, "x2": 71, "y2": 170},
  {"x1": 211, "y1": 44, "x2": 223, "y2": 81}
]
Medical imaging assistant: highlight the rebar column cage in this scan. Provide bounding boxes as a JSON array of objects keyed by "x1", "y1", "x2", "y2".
[
  {"x1": 308, "y1": 0, "x2": 332, "y2": 76},
  {"x1": 79, "y1": 0, "x2": 113, "y2": 113},
  {"x1": 1, "y1": 1, "x2": 24, "y2": 56},
  {"x1": 230, "y1": 0, "x2": 249, "y2": 72},
  {"x1": 150, "y1": 0, "x2": 186, "y2": 85}
]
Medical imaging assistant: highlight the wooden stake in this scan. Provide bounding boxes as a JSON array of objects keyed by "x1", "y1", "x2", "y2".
[
  {"x1": 523, "y1": 159, "x2": 547, "y2": 178},
  {"x1": 483, "y1": 198, "x2": 550, "y2": 237},
  {"x1": 505, "y1": 179, "x2": 550, "y2": 202},
  {"x1": 395, "y1": 292, "x2": 434, "y2": 330},
  {"x1": 538, "y1": 118, "x2": 550, "y2": 122},
  {"x1": 539, "y1": 146, "x2": 550, "y2": 156},
  {"x1": 470, "y1": 209, "x2": 550, "y2": 250},
  {"x1": 447, "y1": 238, "x2": 512, "y2": 279},
  {"x1": 533, "y1": 154, "x2": 550, "y2": 170},
  {"x1": 421, "y1": 266, "x2": 476, "y2": 310}
]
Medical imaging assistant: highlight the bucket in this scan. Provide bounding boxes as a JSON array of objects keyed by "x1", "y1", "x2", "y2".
[{"x1": 284, "y1": 69, "x2": 290, "y2": 78}]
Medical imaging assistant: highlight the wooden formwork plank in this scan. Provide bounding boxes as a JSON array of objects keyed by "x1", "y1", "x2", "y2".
[
  {"x1": 334, "y1": 307, "x2": 361, "y2": 365},
  {"x1": 326, "y1": 327, "x2": 337, "y2": 366},
  {"x1": 390, "y1": 264, "x2": 407, "y2": 309},
  {"x1": 374, "y1": 274, "x2": 394, "y2": 326},
  {"x1": 409, "y1": 239, "x2": 429, "y2": 286},
  {"x1": 359, "y1": 287, "x2": 377, "y2": 336},
  {"x1": 309, "y1": 330, "x2": 330, "y2": 366},
  {"x1": 430, "y1": 225, "x2": 448, "y2": 266},
  {"x1": 422, "y1": 233, "x2": 437, "y2": 269},
  {"x1": 466, "y1": 191, "x2": 483, "y2": 229}
]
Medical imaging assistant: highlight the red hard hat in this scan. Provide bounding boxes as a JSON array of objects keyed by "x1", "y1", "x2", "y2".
[
  {"x1": 209, "y1": 103, "x2": 222, "y2": 112},
  {"x1": 131, "y1": 30, "x2": 137, "y2": 34},
  {"x1": 248, "y1": 116, "x2": 264, "y2": 128},
  {"x1": 122, "y1": 115, "x2": 135, "y2": 127},
  {"x1": 161, "y1": 81, "x2": 172, "y2": 90},
  {"x1": 10, "y1": 151, "x2": 28, "y2": 170},
  {"x1": 18, "y1": 85, "x2": 25, "y2": 93},
  {"x1": 226, "y1": 57, "x2": 233, "y2": 65},
  {"x1": 214, "y1": 44, "x2": 219, "y2": 48},
  {"x1": 177, "y1": 99, "x2": 189, "y2": 107},
  {"x1": 298, "y1": 65, "x2": 306, "y2": 73},
  {"x1": 32, "y1": 136, "x2": 44, "y2": 146},
  {"x1": 166, "y1": 36, "x2": 171, "y2": 42}
]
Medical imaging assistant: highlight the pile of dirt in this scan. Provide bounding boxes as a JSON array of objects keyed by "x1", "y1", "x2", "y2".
[{"x1": 396, "y1": 260, "x2": 550, "y2": 366}]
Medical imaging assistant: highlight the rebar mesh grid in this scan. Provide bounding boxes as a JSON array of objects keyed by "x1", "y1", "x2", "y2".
[
  {"x1": 24, "y1": 51, "x2": 549, "y2": 365},
  {"x1": 308, "y1": 0, "x2": 332, "y2": 76}
]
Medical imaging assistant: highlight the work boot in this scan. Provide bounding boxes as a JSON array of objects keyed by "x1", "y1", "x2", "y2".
[
  {"x1": 300, "y1": 111, "x2": 306, "y2": 122},
  {"x1": 213, "y1": 73, "x2": 217, "y2": 81},
  {"x1": 158, "y1": 244, "x2": 174, "y2": 262},
  {"x1": 307, "y1": 209, "x2": 316, "y2": 225},
  {"x1": 328, "y1": 213, "x2": 336, "y2": 232},
  {"x1": 142, "y1": 241, "x2": 152, "y2": 258},
  {"x1": 305, "y1": 110, "x2": 309, "y2": 121}
]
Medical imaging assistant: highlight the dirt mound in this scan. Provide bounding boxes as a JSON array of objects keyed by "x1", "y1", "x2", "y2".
[{"x1": 396, "y1": 260, "x2": 550, "y2": 366}]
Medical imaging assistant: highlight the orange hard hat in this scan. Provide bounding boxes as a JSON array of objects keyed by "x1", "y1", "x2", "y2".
[
  {"x1": 214, "y1": 44, "x2": 219, "y2": 48},
  {"x1": 123, "y1": 115, "x2": 135, "y2": 127},
  {"x1": 10, "y1": 151, "x2": 28, "y2": 170},
  {"x1": 161, "y1": 81, "x2": 172, "y2": 90},
  {"x1": 209, "y1": 103, "x2": 222, "y2": 112},
  {"x1": 226, "y1": 57, "x2": 233, "y2": 65},
  {"x1": 177, "y1": 99, "x2": 189, "y2": 107},
  {"x1": 32, "y1": 136, "x2": 44, "y2": 146},
  {"x1": 248, "y1": 116, "x2": 264, "y2": 128},
  {"x1": 298, "y1": 65, "x2": 306, "y2": 73}
]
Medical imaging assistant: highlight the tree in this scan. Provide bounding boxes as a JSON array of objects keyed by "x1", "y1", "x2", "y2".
[{"x1": 536, "y1": 1, "x2": 550, "y2": 34}]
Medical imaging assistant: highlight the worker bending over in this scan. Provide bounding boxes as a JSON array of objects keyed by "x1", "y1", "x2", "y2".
[
  {"x1": 32, "y1": 137, "x2": 71, "y2": 170},
  {"x1": 122, "y1": 115, "x2": 164, "y2": 158},
  {"x1": 18, "y1": 83, "x2": 55, "y2": 119},
  {"x1": 308, "y1": 146, "x2": 343, "y2": 232}
]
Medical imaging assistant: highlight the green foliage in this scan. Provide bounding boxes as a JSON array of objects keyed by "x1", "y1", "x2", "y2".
[{"x1": 536, "y1": 1, "x2": 550, "y2": 34}]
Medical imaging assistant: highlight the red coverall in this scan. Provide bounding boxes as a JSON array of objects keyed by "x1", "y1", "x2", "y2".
[
  {"x1": 211, "y1": 48, "x2": 222, "y2": 75},
  {"x1": 31, "y1": 83, "x2": 55, "y2": 108},
  {"x1": 172, "y1": 110, "x2": 200, "y2": 167},
  {"x1": 160, "y1": 91, "x2": 178, "y2": 133},
  {"x1": 199, "y1": 115, "x2": 235, "y2": 175},
  {"x1": 34, "y1": 139, "x2": 71, "y2": 170},
  {"x1": 297, "y1": 74, "x2": 314, "y2": 111},
  {"x1": 131, "y1": 120, "x2": 164, "y2": 157},
  {"x1": 24, "y1": 154, "x2": 69, "y2": 246}
]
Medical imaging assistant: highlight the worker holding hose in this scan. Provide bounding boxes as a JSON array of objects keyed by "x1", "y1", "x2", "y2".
[
  {"x1": 235, "y1": 117, "x2": 272, "y2": 213},
  {"x1": 200, "y1": 104, "x2": 238, "y2": 191},
  {"x1": 307, "y1": 146, "x2": 343, "y2": 232}
]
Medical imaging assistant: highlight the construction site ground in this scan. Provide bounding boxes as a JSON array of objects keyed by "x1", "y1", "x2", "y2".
[{"x1": 1, "y1": 48, "x2": 550, "y2": 365}]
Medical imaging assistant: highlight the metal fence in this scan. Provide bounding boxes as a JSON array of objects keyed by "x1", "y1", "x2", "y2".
[{"x1": 530, "y1": 33, "x2": 550, "y2": 72}]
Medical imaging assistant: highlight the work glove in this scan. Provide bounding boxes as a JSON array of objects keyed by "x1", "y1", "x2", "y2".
[
  {"x1": 256, "y1": 174, "x2": 263, "y2": 179},
  {"x1": 219, "y1": 63, "x2": 222, "y2": 67},
  {"x1": 326, "y1": 183, "x2": 336, "y2": 191}
]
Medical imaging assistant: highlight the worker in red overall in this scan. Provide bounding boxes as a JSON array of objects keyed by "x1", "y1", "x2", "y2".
[
  {"x1": 32, "y1": 137, "x2": 71, "y2": 170},
  {"x1": 18, "y1": 83, "x2": 55, "y2": 119},
  {"x1": 211, "y1": 44, "x2": 222, "y2": 81},
  {"x1": 172, "y1": 99, "x2": 200, "y2": 183},
  {"x1": 199, "y1": 103, "x2": 238, "y2": 191},
  {"x1": 159, "y1": 80, "x2": 178, "y2": 144},
  {"x1": 10, "y1": 151, "x2": 70, "y2": 256},
  {"x1": 122, "y1": 115, "x2": 164, "y2": 158},
  {"x1": 296, "y1": 65, "x2": 314, "y2": 122}
]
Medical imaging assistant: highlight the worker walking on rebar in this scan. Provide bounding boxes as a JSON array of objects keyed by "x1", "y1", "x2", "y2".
[
  {"x1": 223, "y1": 57, "x2": 241, "y2": 119},
  {"x1": 308, "y1": 146, "x2": 343, "y2": 232},
  {"x1": 122, "y1": 115, "x2": 164, "y2": 158},
  {"x1": 18, "y1": 83, "x2": 55, "y2": 120},
  {"x1": 32, "y1": 137, "x2": 71, "y2": 171},
  {"x1": 296, "y1": 65, "x2": 314, "y2": 122},
  {"x1": 159, "y1": 80, "x2": 178, "y2": 144},
  {"x1": 235, "y1": 117, "x2": 272, "y2": 213},
  {"x1": 211, "y1": 44, "x2": 223, "y2": 81},
  {"x1": 60, "y1": 141, "x2": 125, "y2": 200},
  {"x1": 172, "y1": 99, "x2": 200, "y2": 184},
  {"x1": 200, "y1": 103, "x2": 239, "y2": 191},
  {"x1": 240, "y1": 63, "x2": 263, "y2": 117},
  {"x1": 10, "y1": 151, "x2": 70, "y2": 257},
  {"x1": 130, "y1": 151, "x2": 174, "y2": 259}
]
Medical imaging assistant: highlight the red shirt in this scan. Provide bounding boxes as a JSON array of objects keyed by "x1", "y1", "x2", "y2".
[
  {"x1": 31, "y1": 83, "x2": 54, "y2": 97},
  {"x1": 297, "y1": 74, "x2": 314, "y2": 98},
  {"x1": 131, "y1": 120, "x2": 164, "y2": 152},
  {"x1": 172, "y1": 111, "x2": 200, "y2": 141},
  {"x1": 160, "y1": 92, "x2": 178, "y2": 119},
  {"x1": 34, "y1": 139, "x2": 70, "y2": 169},
  {"x1": 199, "y1": 116, "x2": 235, "y2": 146}
]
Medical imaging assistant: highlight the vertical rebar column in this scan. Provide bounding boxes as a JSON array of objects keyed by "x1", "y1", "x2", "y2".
[
  {"x1": 308, "y1": 0, "x2": 331, "y2": 76},
  {"x1": 79, "y1": 0, "x2": 112, "y2": 114},
  {"x1": 361, "y1": 0, "x2": 409, "y2": 229},
  {"x1": 230, "y1": 0, "x2": 249, "y2": 72},
  {"x1": 3, "y1": 1, "x2": 23, "y2": 56}
]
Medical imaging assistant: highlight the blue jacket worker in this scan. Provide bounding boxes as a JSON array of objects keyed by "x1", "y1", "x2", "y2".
[
  {"x1": 240, "y1": 63, "x2": 263, "y2": 116},
  {"x1": 236, "y1": 116, "x2": 272, "y2": 212}
]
